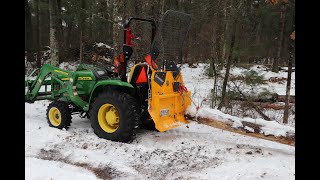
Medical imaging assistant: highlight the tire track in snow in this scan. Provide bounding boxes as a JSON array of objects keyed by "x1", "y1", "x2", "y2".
[{"x1": 33, "y1": 148, "x2": 118, "y2": 180}]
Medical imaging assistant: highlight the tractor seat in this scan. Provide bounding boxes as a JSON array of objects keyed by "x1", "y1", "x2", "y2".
[{"x1": 128, "y1": 63, "x2": 149, "y2": 86}]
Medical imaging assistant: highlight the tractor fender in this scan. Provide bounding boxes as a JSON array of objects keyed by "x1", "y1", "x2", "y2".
[{"x1": 89, "y1": 80, "x2": 134, "y2": 104}]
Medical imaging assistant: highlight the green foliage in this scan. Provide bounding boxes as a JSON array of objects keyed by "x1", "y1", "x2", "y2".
[
  {"x1": 233, "y1": 64, "x2": 254, "y2": 70},
  {"x1": 254, "y1": 88, "x2": 278, "y2": 102},
  {"x1": 243, "y1": 70, "x2": 266, "y2": 85},
  {"x1": 225, "y1": 90, "x2": 242, "y2": 100},
  {"x1": 257, "y1": 88, "x2": 275, "y2": 98}
]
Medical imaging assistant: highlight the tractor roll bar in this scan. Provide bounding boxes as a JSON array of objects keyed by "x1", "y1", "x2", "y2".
[
  {"x1": 123, "y1": 17, "x2": 156, "y2": 44},
  {"x1": 121, "y1": 17, "x2": 157, "y2": 82}
]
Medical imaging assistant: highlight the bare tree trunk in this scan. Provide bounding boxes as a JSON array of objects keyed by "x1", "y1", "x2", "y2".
[
  {"x1": 122, "y1": 0, "x2": 127, "y2": 19},
  {"x1": 209, "y1": 59, "x2": 214, "y2": 77},
  {"x1": 209, "y1": 15, "x2": 217, "y2": 78},
  {"x1": 103, "y1": 3, "x2": 109, "y2": 43},
  {"x1": 221, "y1": 0, "x2": 228, "y2": 63},
  {"x1": 79, "y1": 0, "x2": 86, "y2": 63},
  {"x1": 134, "y1": 0, "x2": 140, "y2": 17},
  {"x1": 80, "y1": 30, "x2": 83, "y2": 62},
  {"x1": 150, "y1": 1, "x2": 155, "y2": 19},
  {"x1": 57, "y1": 0, "x2": 65, "y2": 62},
  {"x1": 25, "y1": 0, "x2": 34, "y2": 62},
  {"x1": 216, "y1": 0, "x2": 225, "y2": 66},
  {"x1": 36, "y1": 0, "x2": 42, "y2": 68},
  {"x1": 272, "y1": 3, "x2": 287, "y2": 73},
  {"x1": 211, "y1": 59, "x2": 218, "y2": 108},
  {"x1": 44, "y1": 0, "x2": 50, "y2": 46},
  {"x1": 283, "y1": 5, "x2": 295, "y2": 123},
  {"x1": 49, "y1": 0, "x2": 60, "y2": 66},
  {"x1": 110, "y1": 0, "x2": 114, "y2": 46},
  {"x1": 88, "y1": 0, "x2": 94, "y2": 43},
  {"x1": 133, "y1": 0, "x2": 142, "y2": 64},
  {"x1": 218, "y1": 18, "x2": 237, "y2": 110},
  {"x1": 66, "y1": 22, "x2": 72, "y2": 49},
  {"x1": 283, "y1": 47, "x2": 292, "y2": 123},
  {"x1": 161, "y1": 0, "x2": 166, "y2": 14},
  {"x1": 221, "y1": 0, "x2": 231, "y2": 70}
]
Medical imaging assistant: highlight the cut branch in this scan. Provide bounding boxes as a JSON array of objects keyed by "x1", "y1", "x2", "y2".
[{"x1": 231, "y1": 80, "x2": 272, "y2": 121}]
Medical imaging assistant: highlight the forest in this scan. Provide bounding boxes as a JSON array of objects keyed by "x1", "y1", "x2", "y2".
[{"x1": 25, "y1": 0, "x2": 295, "y2": 72}]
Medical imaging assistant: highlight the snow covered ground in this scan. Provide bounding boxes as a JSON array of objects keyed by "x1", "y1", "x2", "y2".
[
  {"x1": 25, "y1": 63, "x2": 295, "y2": 179},
  {"x1": 180, "y1": 63, "x2": 295, "y2": 98},
  {"x1": 25, "y1": 100, "x2": 294, "y2": 180},
  {"x1": 180, "y1": 63, "x2": 295, "y2": 126}
]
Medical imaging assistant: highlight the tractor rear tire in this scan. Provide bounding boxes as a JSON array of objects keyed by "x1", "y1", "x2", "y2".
[
  {"x1": 89, "y1": 90, "x2": 140, "y2": 142},
  {"x1": 46, "y1": 101, "x2": 72, "y2": 130}
]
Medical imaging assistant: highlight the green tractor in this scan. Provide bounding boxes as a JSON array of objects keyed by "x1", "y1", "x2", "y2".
[{"x1": 25, "y1": 10, "x2": 192, "y2": 142}]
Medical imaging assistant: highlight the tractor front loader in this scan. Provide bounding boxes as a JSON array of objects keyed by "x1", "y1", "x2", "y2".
[{"x1": 25, "y1": 10, "x2": 192, "y2": 142}]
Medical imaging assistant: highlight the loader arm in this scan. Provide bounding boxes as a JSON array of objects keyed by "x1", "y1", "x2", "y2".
[
  {"x1": 25, "y1": 64, "x2": 90, "y2": 111},
  {"x1": 26, "y1": 64, "x2": 66, "y2": 100}
]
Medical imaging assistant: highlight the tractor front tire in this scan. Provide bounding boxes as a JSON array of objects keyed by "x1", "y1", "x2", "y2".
[
  {"x1": 46, "y1": 101, "x2": 72, "y2": 130},
  {"x1": 89, "y1": 90, "x2": 140, "y2": 142}
]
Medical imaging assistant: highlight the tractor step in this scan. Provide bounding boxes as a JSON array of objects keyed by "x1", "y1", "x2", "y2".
[{"x1": 37, "y1": 92, "x2": 51, "y2": 96}]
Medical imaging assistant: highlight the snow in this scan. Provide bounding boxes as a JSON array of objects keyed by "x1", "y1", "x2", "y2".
[
  {"x1": 25, "y1": 62, "x2": 294, "y2": 179},
  {"x1": 244, "y1": 126, "x2": 255, "y2": 133},
  {"x1": 180, "y1": 64, "x2": 295, "y2": 97},
  {"x1": 26, "y1": 157, "x2": 98, "y2": 180},
  {"x1": 25, "y1": 100, "x2": 294, "y2": 179},
  {"x1": 95, "y1": 42, "x2": 112, "y2": 49},
  {"x1": 59, "y1": 61, "x2": 78, "y2": 71},
  {"x1": 62, "y1": 20, "x2": 67, "y2": 27}
]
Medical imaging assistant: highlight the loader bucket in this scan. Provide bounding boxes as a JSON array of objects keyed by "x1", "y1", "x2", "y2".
[{"x1": 148, "y1": 70, "x2": 191, "y2": 132}]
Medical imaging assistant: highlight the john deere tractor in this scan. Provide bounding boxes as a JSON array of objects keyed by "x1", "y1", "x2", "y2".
[{"x1": 25, "y1": 10, "x2": 192, "y2": 142}]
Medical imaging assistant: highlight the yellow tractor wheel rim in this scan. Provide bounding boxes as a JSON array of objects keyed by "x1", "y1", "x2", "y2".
[
  {"x1": 49, "y1": 107, "x2": 62, "y2": 126},
  {"x1": 98, "y1": 104, "x2": 120, "y2": 133}
]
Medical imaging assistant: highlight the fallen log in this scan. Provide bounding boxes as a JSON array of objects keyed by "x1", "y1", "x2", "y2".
[
  {"x1": 233, "y1": 100, "x2": 294, "y2": 110},
  {"x1": 277, "y1": 95, "x2": 295, "y2": 103},
  {"x1": 225, "y1": 95, "x2": 295, "y2": 103},
  {"x1": 186, "y1": 115, "x2": 295, "y2": 146}
]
